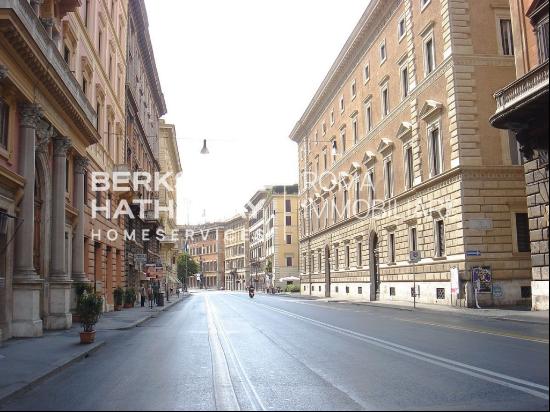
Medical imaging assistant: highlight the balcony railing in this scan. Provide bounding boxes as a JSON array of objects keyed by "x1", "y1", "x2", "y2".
[{"x1": 493, "y1": 61, "x2": 549, "y2": 118}]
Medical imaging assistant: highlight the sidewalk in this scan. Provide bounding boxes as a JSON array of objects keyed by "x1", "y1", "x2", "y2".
[
  {"x1": 282, "y1": 293, "x2": 549, "y2": 324},
  {"x1": 0, "y1": 294, "x2": 187, "y2": 404}
]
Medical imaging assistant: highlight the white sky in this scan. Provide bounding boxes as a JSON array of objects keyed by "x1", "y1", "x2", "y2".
[{"x1": 145, "y1": 0, "x2": 369, "y2": 225}]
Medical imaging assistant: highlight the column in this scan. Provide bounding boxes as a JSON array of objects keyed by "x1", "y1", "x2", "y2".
[
  {"x1": 72, "y1": 155, "x2": 89, "y2": 284},
  {"x1": 46, "y1": 136, "x2": 73, "y2": 330},
  {"x1": 12, "y1": 103, "x2": 43, "y2": 338}
]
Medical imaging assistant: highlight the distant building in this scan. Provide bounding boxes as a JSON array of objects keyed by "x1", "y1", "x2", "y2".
[
  {"x1": 124, "y1": 0, "x2": 167, "y2": 293},
  {"x1": 264, "y1": 185, "x2": 300, "y2": 290},
  {"x1": 159, "y1": 120, "x2": 182, "y2": 292},
  {"x1": 247, "y1": 189, "x2": 270, "y2": 290},
  {"x1": 180, "y1": 224, "x2": 225, "y2": 290},
  {"x1": 224, "y1": 215, "x2": 249, "y2": 291},
  {"x1": 491, "y1": 0, "x2": 549, "y2": 310}
]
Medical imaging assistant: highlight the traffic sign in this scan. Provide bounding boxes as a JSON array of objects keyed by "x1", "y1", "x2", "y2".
[
  {"x1": 410, "y1": 251, "x2": 421, "y2": 263},
  {"x1": 467, "y1": 250, "x2": 482, "y2": 257}
]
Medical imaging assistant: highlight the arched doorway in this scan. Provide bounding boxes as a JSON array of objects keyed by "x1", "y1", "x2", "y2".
[
  {"x1": 369, "y1": 232, "x2": 380, "y2": 301},
  {"x1": 324, "y1": 246, "x2": 331, "y2": 298}
]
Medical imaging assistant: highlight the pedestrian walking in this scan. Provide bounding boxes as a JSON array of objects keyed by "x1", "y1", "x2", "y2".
[
  {"x1": 147, "y1": 286, "x2": 153, "y2": 309},
  {"x1": 140, "y1": 286, "x2": 146, "y2": 307},
  {"x1": 176, "y1": 288, "x2": 180, "y2": 299}
]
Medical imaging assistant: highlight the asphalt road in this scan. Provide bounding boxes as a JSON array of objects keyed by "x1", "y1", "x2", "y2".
[{"x1": 1, "y1": 291, "x2": 548, "y2": 411}]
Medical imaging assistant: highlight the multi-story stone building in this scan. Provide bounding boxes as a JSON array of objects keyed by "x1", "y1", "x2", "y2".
[
  {"x1": 263, "y1": 185, "x2": 300, "y2": 290},
  {"x1": 0, "y1": 0, "x2": 101, "y2": 339},
  {"x1": 123, "y1": 0, "x2": 166, "y2": 293},
  {"x1": 291, "y1": 0, "x2": 532, "y2": 307},
  {"x1": 248, "y1": 189, "x2": 269, "y2": 290},
  {"x1": 158, "y1": 120, "x2": 182, "y2": 293},
  {"x1": 224, "y1": 215, "x2": 249, "y2": 291},
  {"x1": 491, "y1": 0, "x2": 549, "y2": 310},
  {"x1": 78, "y1": 0, "x2": 128, "y2": 312},
  {"x1": 182, "y1": 223, "x2": 225, "y2": 289}
]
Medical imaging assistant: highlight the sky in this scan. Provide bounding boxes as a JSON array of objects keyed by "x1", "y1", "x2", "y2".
[{"x1": 145, "y1": 0, "x2": 369, "y2": 225}]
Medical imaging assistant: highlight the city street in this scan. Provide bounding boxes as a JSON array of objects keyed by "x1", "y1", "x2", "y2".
[{"x1": 1, "y1": 291, "x2": 548, "y2": 411}]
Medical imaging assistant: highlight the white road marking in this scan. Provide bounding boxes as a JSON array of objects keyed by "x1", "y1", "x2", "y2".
[
  {"x1": 251, "y1": 299, "x2": 550, "y2": 401},
  {"x1": 205, "y1": 296, "x2": 240, "y2": 411}
]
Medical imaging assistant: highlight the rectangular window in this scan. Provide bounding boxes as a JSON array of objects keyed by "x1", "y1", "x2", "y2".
[
  {"x1": 0, "y1": 98, "x2": 9, "y2": 149},
  {"x1": 380, "y1": 40, "x2": 387, "y2": 63},
  {"x1": 64, "y1": 45, "x2": 71, "y2": 65},
  {"x1": 364, "y1": 64, "x2": 370, "y2": 83},
  {"x1": 429, "y1": 124, "x2": 442, "y2": 177},
  {"x1": 401, "y1": 65, "x2": 409, "y2": 100},
  {"x1": 536, "y1": 17, "x2": 549, "y2": 63},
  {"x1": 286, "y1": 235, "x2": 292, "y2": 245},
  {"x1": 323, "y1": 148, "x2": 327, "y2": 170},
  {"x1": 341, "y1": 131, "x2": 346, "y2": 154},
  {"x1": 286, "y1": 257, "x2": 293, "y2": 267},
  {"x1": 368, "y1": 170, "x2": 375, "y2": 208},
  {"x1": 381, "y1": 86, "x2": 390, "y2": 117},
  {"x1": 345, "y1": 245, "x2": 350, "y2": 268},
  {"x1": 435, "y1": 220, "x2": 446, "y2": 257},
  {"x1": 499, "y1": 19, "x2": 515, "y2": 56},
  {"x1": 358, "y1": 287, "x2": 363, "y2": 295},
  {"x1": 437, "y1": 288, "x2": 446, "y2": 300},
  {"x1": 318, "y1": 251, "x2": 322, "y2": 273},
  {"x1": 82, "y1": 76, "x2": 88, "y2": 97},
  {"x1": 398, "y1": 17, "x2": 406, "y2": 40},
  {"x1": 515, "y1": 213, "x2": 531, "y2": 252},
  {"x1": 286, "y1": 216, "x2": 292, "y2": 226},
  {"x1": 85, "y1": 0, "x2": 90, "y2": 27},
  {"x1": 96, "y1": 102, "x2": 101, "y2": 131},
  {"x1": 389, "y1": 233, "x2": 396, "y2": 263},
  {"x1": 332, "y1": 196, "x2": 337, "y2": 224},
  {"x1": 335, "y1": 248, "x2": 339, "y2": 271},
  {"x1": 384, "y1": 158, "x2": 393, "y2": 199},
  {"x1": 285, "y1": 199, "x2": 292, "y2": 212},
  {"x1": 339, "y1": 96, "x2": 345, "y2": 113},
  {"x1": 390, "y1": 287, "x2": 396, "y2": 296},
  {"x1": 424, "y1": 37, "x2": 435, "y2": 76},
  {"x1": 98, "y1": 30, "x2": 103, "y2": 56},
  {"x1": 351, "y1": 80, "x2": 357, "y2": 100},
  {"x1": 357, "y1": 242, "x2": 363, "y2": 267},
  {"x1": 343, "y1": 190, "x2": 349, "y2": 219},
  {"x1": 330, "y1": 110, "x2": 335, "y2": 125},
  {"x1": 352, "y1": 118, "x2": 358, "y2": 145},
  {"x1": 405, "y1": 145, "x2": 414, "y2": 189},
  {"x1": 355, "y1": 178, "x2": 361, "y2": 214},
  {"x1": 409, "y1": 227, "x2": 418, "y2": 254},
  {"x1": 421, "y1": 0, "x2": 431, "y2": 11},
  {"x1": 346, "y1": 286, "x2": 350, "y2": 294},
  {"x1": 365, "y1": 104, "x2": 373, "y2": 133}
]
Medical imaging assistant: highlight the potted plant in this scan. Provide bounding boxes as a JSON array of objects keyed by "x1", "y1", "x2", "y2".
[
  {"x1": 77, "y1": 292, "x2": 103, "y2": 344},
  {"x1": 124, "y1": 288, "x2": 136, "y2": 309},
  {"x1": 73, "y1": 283, "x2": 94, "y2": 323},
  {"x1": 113, "y1": 287, "x2": 124, "y2": 311}
]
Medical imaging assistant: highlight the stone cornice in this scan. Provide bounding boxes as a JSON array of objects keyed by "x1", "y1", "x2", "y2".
[
  {"x1": 129, "y1": 0, "x2": 167, "y2": 116},
  {"x1": 289, "y1": 0, "x2": 401, "y2": 143}
]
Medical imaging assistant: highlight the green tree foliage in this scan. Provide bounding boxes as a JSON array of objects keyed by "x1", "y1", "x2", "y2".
[{"x1": 177, "y1": 253, "x2": 200, "y2": 285}]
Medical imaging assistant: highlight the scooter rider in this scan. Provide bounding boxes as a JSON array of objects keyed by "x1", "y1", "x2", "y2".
[{"x1": 248, "y1": 284, "x2": 255, "y2": 298}]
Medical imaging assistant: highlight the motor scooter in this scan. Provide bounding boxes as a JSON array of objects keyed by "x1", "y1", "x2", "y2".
[{"x1": 249, "y1": 289, "x2": 255, "y2": 299}]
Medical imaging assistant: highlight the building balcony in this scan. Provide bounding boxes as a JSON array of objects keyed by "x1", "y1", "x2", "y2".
[
  {"x1": 491, "y1": 61, "x2": 549, "y2": 156},
  {"x1": 144, "y1": 209, "x2": 160, "y2": 225}
]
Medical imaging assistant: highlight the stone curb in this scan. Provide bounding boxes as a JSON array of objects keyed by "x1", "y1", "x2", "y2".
[
  {"x1": 0, "y1": 340, "x2": 106, "y2": 405},
  {"x1": 112, "y1": 295, "x2": 188, "y2": 331},
  {"x1": 283, "y1": 295, "x2": 549, "y2": 324}
]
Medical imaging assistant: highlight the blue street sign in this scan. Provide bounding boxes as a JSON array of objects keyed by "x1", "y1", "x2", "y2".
[{"x1": 467, "y1": 250, "x2": 482, "y2": 257}]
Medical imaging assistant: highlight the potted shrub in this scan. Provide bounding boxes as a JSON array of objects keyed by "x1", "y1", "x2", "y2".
[
  {"x1": 77, "y1": 292, "x2": 103, "y2": 344},
  {"x1": 113, "y1": 287, "x2": 124, "y2": 311},
  {"x1": 73, "y1": 283, "x2": 93, "y2": 323},
  {"x1": 124, "y1": 288, "x2": 136, "y2": 309}
]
